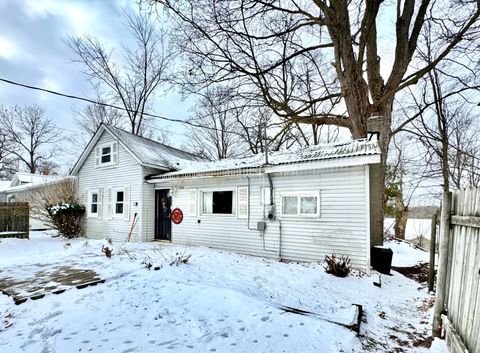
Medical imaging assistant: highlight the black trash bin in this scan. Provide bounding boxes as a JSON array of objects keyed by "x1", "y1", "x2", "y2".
[{"x1": 371, "y1": 246, "x2": 393, "y2": 275}]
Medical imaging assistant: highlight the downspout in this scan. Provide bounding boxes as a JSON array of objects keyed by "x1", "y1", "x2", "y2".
[
  {"x1": 246, "y1": 176, "x2": 257, "y2": 231},
  {"x1": 267, "y1": 173, "x2": 274, "y2": 208},
  {"x1": 263, "y1": 122, "x2": 280, "y2": 257}
]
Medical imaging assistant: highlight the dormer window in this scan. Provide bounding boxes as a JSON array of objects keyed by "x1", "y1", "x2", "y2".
[{"x1": 95, "y1": 141, "x2": 118, "y2": 167}]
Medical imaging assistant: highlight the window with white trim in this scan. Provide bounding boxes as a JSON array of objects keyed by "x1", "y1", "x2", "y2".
[
  {"x1": 201, "y1": 190, "x2": 236, "y2": 215},
  {"x1": 110, "y1": 186, "x2": 130, "y2": 220},
  {"x1": 95, "y1": 141, "x2": 118, "y2": 167},
  {"x1": 281, "y1": 192, "x2": 319, "y2": 217},
  {"x1": 101, "y1": 145, "x2": 112, "y2": 164},
  {"x1": 89, "y1": 191, "x2": 99, "y2": 217}
]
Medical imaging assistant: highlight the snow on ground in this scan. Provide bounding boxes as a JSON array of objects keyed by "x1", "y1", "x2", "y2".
[
  {"x1": 0, "y1": 231, "x2": 439, "y2": 352},
  {"x1": 385, "y1": 218, "x2": 433, "y2": 240},
  {"x1": 388, "y1": 239, "x2": 431, "y2": 267}
]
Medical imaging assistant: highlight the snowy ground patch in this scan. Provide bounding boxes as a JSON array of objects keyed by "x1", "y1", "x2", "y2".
[
  {"x1": 385, "y1": 218, "x2": 432, "y2": 241},
  {"x1": 0, "y1": 231, "x2": 439, "y2": 352}
]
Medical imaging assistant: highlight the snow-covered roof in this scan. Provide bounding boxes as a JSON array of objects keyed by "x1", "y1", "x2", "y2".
[
  {"x1": 3, "y1": 174, "x2": 74, "y2": 194},
  {"x1": 71, "y1": 124, "x2": 205, "y2": 175},
  {"x1": 151, "y1": 139, "x2": 381, "y2": 179},
  {"x1": 106, "y1": 125, "x2": 204, "y2": 170},
  {"x1": 0, "y1": 180, "x2": 11, "y2": 192},
  {"x1": 10, "y1": 173, "x2": 65, "y2": 187}
]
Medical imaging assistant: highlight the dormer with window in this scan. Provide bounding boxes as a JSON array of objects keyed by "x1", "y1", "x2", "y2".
[{"x1": 95, "y1": 141, "x2": 118, "y2": 168}]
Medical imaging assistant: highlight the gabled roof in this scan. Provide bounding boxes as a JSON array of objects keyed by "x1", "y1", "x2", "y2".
[
  {"x1": 107, "y1": 125, "x2": 204, "y2": 169},
  {"x1": 150, "y1": 139, "x2": 381, "y2": 180},
  {"x1": 70, "y1": 124, "x2": 204, "y2": 175}
]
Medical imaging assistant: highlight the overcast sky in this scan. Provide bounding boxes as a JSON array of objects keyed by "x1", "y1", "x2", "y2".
[{"x1": 0, "y1": 0, "x2": 191, "y2": 145}]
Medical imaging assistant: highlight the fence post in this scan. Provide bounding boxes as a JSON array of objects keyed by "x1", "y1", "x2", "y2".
[
  {"x1": 428, "y1": 211, "x2": 437, "y2": 292},
  {"x1": 432, "y1": 191, "x2": 452, "y2": 337}
]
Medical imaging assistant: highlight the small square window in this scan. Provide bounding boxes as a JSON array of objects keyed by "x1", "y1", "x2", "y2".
[
  {"x1": 282, "y1": 196, "x2": 298, "y2": 215},
  {"x1": 300, "y1": 196, "x2": 317, "y2": 215}
]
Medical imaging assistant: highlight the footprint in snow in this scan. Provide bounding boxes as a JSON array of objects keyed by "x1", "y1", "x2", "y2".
[{"x1": 122, "y1": 348, "x2": 137, "y2": 353}]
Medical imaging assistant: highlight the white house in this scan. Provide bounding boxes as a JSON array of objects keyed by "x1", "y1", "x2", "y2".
[
  {"x1": 72, "y1": 124, "x2": 383, "y2": 271},
  {"x1": 70, "y1": 124, "x2": 204, "y2": 243}
]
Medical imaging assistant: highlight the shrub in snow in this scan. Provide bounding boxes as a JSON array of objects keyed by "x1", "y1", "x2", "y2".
[
  {"x1": 45, "y1": 202, "x2": 85, "y2": 239},
  {"x1": 324, "y1": 254, "x2": 351, "y2": 277}
]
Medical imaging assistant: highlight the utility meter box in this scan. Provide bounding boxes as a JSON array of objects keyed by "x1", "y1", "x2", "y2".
[{"x1": 266, "y1": 205, "x2": 276, "y2": 220}]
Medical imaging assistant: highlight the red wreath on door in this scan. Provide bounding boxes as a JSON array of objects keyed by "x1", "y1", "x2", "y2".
[{"x1": 171, "y1": 208, "x2": 184, "y2": 224}]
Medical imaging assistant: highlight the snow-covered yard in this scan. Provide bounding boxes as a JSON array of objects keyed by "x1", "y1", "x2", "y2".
[{"x1": 0, "y1": 231, "x2": 445, "y2": 352}]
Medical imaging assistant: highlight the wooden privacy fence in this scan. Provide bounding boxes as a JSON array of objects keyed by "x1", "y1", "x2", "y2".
[
  {"x1": 0, "y1": 202, "x2": 29, "y2": 239},
  {"x1": 433, "y1": 189, "x2": 480, "y2": 353}
]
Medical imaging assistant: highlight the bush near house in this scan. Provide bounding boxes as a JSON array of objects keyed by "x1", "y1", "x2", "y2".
[{"x1": 45, "y1": 202, "x2": 85, "y2": 238}]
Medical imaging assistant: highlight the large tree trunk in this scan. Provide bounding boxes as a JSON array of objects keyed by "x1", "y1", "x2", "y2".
[{"x1": 394, "y1": 196, "x2": 408, "y2": 240}]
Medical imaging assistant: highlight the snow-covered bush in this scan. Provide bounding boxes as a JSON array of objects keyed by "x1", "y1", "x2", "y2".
[{"x1": 45, "y1": 202, "x2": 85, "y2": 238}]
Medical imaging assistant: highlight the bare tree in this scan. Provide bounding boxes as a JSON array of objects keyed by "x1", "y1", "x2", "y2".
[
  {"x1": 384, "y1": 135, "x2": 429, "y2": 239},
  {"x1": 395, "y1": 16, "x2": 480, "y2": 192},
  {"x1": 0, "y1": 105, "x2": 59, "y2": 174},
  {"x1": 185, "y1": 87, "x2": 244, "y2": 160},
  {"x1": 0, "y1": 132, "x2": 18, "y2": 180},
  {"x1": 68, "y1": 8, "x2": 172, "y2": 135},
  {"x1": 403, "y1": 73, "x2": 480, "y2": 192},
  {"x1": 150, "y1": 0, "x2": 480, "y2": 183},
  {"x1": 73, "y1": 97, "x2": 125, "y2": 138}
]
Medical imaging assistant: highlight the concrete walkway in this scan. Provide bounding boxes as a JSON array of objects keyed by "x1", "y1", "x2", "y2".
[{"x1": 0, "y1": 263, "x2": 104, "y2": 304}]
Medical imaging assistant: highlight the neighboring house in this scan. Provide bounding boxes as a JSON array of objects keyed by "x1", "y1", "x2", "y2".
[
  {"x1": 73, "y1": 124, "x2": 383, "y2": 271},
  {"x1": 0, "y1": 173, "x2": 70, "y2": 203},
  {"x1": 0, "y1": 172, "x2": 74, "y2": 229}
]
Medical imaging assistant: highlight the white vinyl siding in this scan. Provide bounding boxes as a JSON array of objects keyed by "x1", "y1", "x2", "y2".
[
  {"x1": 77, "y1": 131, "x2": 144, "y2": 242},
  {"x1": 158, "y1": 165, "x2": 370, "y2": 271}
]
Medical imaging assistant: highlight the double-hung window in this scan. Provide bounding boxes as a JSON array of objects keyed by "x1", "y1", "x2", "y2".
[
  {"x1": 91, "y1": 193, "x2": 98, "y2": 214},
  {"x1": 115, "y1": 190, "x2": 124, "y2": 215},
  {"x1": 101, "y1": 146, "x2": 112, "y2": 164},
  {"x1": 281, "y1": 192, "x2": 319, "y2": 217},
  {"x1": 88, "y1": 190, "x2": 99, "y2": 217},
  {"x1": 95, "y1": 141, "x2": 118, "y2": 167}
]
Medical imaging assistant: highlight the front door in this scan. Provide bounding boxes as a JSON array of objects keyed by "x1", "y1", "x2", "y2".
[{"x1": 155, "y1": 189, "x2": 171, "y2": 241}]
